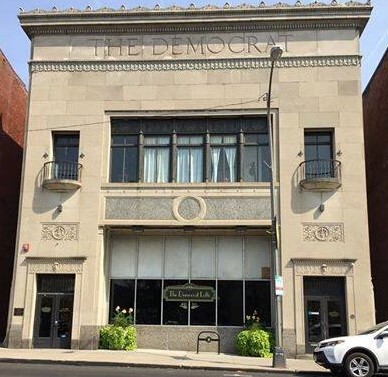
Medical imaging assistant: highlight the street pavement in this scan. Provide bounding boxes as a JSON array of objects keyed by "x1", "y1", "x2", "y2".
[{"x1": 0, "y1": 348, "x2": 328, "y2": 374}]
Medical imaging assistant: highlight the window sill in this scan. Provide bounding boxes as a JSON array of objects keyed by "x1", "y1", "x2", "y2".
[{"x1": 101, "y1": 182, "x2": 271, "y2": 190}]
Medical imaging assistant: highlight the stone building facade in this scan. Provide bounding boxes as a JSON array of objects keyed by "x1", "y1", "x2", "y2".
[
  {"x1": 363, "y1": 48, "x2": 388, "y2": 324},
  {"x1": 7, "y1": 1, "x2": 374, "y2": 356},
  {"x1": 0, "y1": 49, "x2": 27, "y2": 343}
]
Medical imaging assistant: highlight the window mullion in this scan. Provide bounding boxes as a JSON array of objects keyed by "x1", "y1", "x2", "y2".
[
  {"x1": 239, "y1": 130, "x2": 244, "y2": 182},
  {"x1": 172, "y1": 131, "x2": 177, "y2": 183},
  {"x1": 205, "y1": 131, "x2": 210, "y2": 182},
  {"x1": 139, "y1": 131, "x2": 144, "y2": 182}
]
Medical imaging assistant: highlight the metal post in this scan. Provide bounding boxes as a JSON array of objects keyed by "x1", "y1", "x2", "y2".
[{"x1": 266, "y1": 46, "x2": 287, "y2": 369}]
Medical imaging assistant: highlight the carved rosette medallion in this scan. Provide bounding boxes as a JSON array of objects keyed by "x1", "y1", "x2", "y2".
[
  {"x1": 302, "y1": 223, "x2": 344, "y2": 242},
  {"x1": 173, "y1": 196, "x2": 206, "y2": 222},
  {"x1": 41, "y1": 223, "x2": 79, "y2": 241}
]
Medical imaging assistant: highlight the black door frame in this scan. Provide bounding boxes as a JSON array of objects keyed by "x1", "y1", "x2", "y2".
[
  {"x1": 304, "y1": 294, "x2": 347, "y2": 353},
  {"x1": 33, "y1": 292, "x2": 74, "y2": 349}
]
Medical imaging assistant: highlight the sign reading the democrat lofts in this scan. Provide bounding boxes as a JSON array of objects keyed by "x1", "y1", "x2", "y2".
[{"x1": 164, "y1": 283, "x2": 215, "y2": 302}]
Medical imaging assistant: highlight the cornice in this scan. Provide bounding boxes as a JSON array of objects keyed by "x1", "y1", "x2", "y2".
[
  {"x1": 18, "y1": 1, "x2": 372, "y2": 17},
  {"x1": 30, "y1": 55, "x2": 361, "y2": 73},
  {"x1": 18, "y1": 1, "x2": 372, "y2": 38},
  {"x1": 20, "y1": 20, "x2": 367, "y2": 36}
]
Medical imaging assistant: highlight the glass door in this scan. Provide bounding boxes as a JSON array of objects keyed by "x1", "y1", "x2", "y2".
[
  {"x1": 305, "y1": 296, "x2": 346, "y2": 353},
  {"x1": 34, "y1": 294, "x2": 74, "y2": 348},
  {"x1": 33, "y1": 274, "x2": 75, "y2": 349}
]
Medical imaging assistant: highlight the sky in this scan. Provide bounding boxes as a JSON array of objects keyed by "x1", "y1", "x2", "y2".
[{"x1": 0, "y1": 0, "x2": 387, "y2": 90}]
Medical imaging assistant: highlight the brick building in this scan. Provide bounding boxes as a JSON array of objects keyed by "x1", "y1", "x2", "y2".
[
  {"x1": 363, "y1": 48, "x2": 388, "y2": 323},
  {"x1": 0, "y1": 49, "x2": 27, "y2": 342}
]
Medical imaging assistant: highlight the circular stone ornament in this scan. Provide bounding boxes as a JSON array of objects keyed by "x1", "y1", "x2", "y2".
[{"x1": 173, "y1": 196, "x2": 206, "y2": 222}]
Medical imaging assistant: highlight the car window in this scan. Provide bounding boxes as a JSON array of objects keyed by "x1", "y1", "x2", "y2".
[{"x1": 358, "y1": 321, "x2": 388, "y2": 335}]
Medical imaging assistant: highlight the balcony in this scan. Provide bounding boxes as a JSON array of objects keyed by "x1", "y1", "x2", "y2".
[
  {"x1": 298, "y1": 159, "x2": 341, "y2": 192},
  {"x1": 42, "y1": 161, "x2": 82, "y2": 192}
]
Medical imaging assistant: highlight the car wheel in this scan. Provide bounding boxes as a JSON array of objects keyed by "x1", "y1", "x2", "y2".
[{"x1": 344, "y1": 352, "x2": 375, "y2": 377}]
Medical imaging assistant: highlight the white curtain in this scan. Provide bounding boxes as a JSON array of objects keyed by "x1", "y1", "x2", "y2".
[
  {"x1": 224, "y1": 147, "x2": 236, "y2": 182},
  {"x1": 190, "y1": 149, "x2": 203, "y2": 182},
  {"x1": 143, "y1": 136, "x2": 170, "y2": 183},
  {"x1": 211, "y1": 148, "x2": 221, "y2": 182},
  {"x1": 177, "y1": 148, "x2": 203, "y2": 183},
  {"x1": 177, "y1": 148, "x2": 190, "y2": 183}
]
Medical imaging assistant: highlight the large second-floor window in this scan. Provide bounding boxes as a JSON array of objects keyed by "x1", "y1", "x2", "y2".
[
  {"x1": 210, "y1": 135, "x2": 237, "y2": 182},
  {"x1": 143, "y1": 136, "x2": 170, "y2": 183},
  {"x1": 177, "y1": 135, "x2": 203, "y2": 183},
  {"x1": 110, "y1": 135, "x2": 138, "y2": 183},
  {"x1": 110, "y1": 116, "x2": 269, "y2": 183}
]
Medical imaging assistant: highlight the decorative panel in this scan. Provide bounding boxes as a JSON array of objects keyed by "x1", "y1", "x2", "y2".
[
  {"x1": 27, "y1": 257, "x2": 85, "y2": 274},
  {"x1": 105, "y1": 196, "x2": 270, "y2": 221},
  {"x1": 41, "y1": 223, "x2": 79, "y2": 241},
  {"x1": 292, "y1": 258, "x2": 356, "y2": 277},
  {"x1": 302, "y1": 223, "x2": 344, "y2": 242}
]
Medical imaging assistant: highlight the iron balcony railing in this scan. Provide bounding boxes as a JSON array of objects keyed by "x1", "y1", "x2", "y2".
[
  {"x1": 43, "y1": 161, "x2": 82, "y2": 182},
  {"x1": 298, "y1": 159, "x2": 342, "y2": 182}
]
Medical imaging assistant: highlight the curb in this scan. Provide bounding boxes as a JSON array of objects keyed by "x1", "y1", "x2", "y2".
[{"x1": 0, "y1": 357, "x2": 330, "y2": 375}]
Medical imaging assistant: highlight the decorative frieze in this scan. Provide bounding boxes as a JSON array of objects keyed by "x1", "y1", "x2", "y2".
[
  {"x1": 292, "y1": 258, "x2": 355, "y2": 277},
  {"x1": 105, "y1": 196, "x2": 270, "y2": 221},
  {"x1": 27, "y1": 257, "x2": 85, "y2": 274},
  {"x1": 41, "y1": 223, "x2": 79, "y2": 241},
  {"x1": 30, "y1": 55, "x2": 361, "y2": 73},
  {"x1": 302, "y1": 223, "x2": 344, "y2": 242}
]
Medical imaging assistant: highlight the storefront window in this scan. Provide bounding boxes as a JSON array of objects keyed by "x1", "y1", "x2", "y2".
[
  {"x1": 109, "y1": 235, "x2": 271, "y2": 327},
  {"x1": 110, "y1": 280, "x2": 135, "y2": 321},
  {"x1": 217, "y1": 280, "x2": 243, "y2": 326},
  {"x1": 245, "y1": 280, "x2": 271, "y2": 327},
  {"x1": 163, "y1": 280, "x2": 189, "y2": 325},
  {"x1": 190, "y1": 280, "x2": 216, "y2": 326},
  {"x1": 136, "y1": 280, "x2": 162, "y2": 324}
]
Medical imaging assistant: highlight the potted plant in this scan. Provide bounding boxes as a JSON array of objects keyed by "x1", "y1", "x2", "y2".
[{"x1": 99, "y1": 306, "x2": 137, "y2": 351}]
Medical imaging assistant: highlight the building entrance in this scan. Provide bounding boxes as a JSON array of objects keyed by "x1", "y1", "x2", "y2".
[
  {"x1": 304, "y1": 277, "x2": 347, "y2": 353},
  {"x1": 33, "y1": 274, "x2": 75, "y2": 348}
]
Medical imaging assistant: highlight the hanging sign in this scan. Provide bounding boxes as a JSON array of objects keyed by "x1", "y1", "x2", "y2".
[{"x1": 164, "y1": 283, "x2": 215, "y2": 302}]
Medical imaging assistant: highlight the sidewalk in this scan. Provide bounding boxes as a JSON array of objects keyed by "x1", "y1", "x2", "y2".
[{"x1": 0, "y1": 347, "x2": 328, "y2": 374}]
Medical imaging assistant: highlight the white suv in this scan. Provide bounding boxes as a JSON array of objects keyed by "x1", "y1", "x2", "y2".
[{"x1": 314, "y1": 321, "x2": 388, "y2": 377}]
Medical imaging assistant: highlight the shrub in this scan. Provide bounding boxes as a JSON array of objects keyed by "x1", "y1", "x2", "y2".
[
  {"x1": 99, "y1": 306, "x2": 136, "y2": 351},
  {"x1": 236, "y1": 328, "x2": 272, "y2": 358},
  {"x1": 99, "y1": 325, "x2": 137, "y2": 351}
]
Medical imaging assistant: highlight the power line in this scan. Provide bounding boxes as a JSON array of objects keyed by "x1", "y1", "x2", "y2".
[{"x1": 27, "y1": 94, "x2": 267, "y2": 133}]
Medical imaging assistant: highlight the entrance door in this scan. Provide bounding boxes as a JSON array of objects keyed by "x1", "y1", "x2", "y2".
[
  {"x1": 34, "y1": 294, "x2": 74, "y2": 348},
  {"x1": 304, "y1": 277, "x2": 347, "y2": 353},
  {"x1": 33, "y1": 274, "x2": 75, "y2": 349}
]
